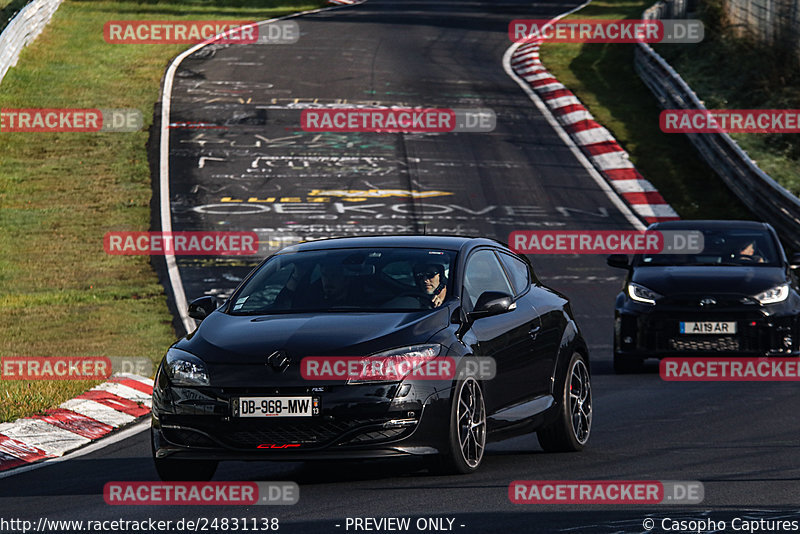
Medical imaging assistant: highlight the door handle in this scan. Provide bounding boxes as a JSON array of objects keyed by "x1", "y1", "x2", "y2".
[{"x1": 528, "y1": 326, "x2": 540, "y2": 338}]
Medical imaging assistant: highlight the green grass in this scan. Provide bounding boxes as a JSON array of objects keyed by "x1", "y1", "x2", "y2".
[
  {"x1": 0, "y1": 0, "x2": 325, "y2": 422},
  {"x1": 655, "y1": 2, "x2": 800, "y2": 196},
  {"x1": 537, "y1": 0, "x2": 752, "y2": 220}
]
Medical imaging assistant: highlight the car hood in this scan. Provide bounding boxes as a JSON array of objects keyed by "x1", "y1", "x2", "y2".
[
  {"x1": 632, "y1": 266, "x2": 787, "y2": 296},
  {"x1": 173, "y1": 308, "x2": 451, "y2": 387}
]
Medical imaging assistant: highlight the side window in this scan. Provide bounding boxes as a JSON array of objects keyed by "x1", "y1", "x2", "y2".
[
  {"x1": 498, "y1": 252, "x2": 530, "y2": 297},
  {"x1": 462, "y1": 249, "x2": 514, "y2": 309}
]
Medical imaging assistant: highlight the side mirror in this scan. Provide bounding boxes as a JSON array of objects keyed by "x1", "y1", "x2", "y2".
[
  {"x1": 790, "y1": 252, "x2": 800, "y2": 269},
  {"x1": 607, "y1": 254, "x2": 630, "y2": 269},
  {"x1": 188, "y1": 296, "x2": 219, "y2": 321},
  {"x1": 469, "y1": 291, "x2": 514, "y2": 319}
]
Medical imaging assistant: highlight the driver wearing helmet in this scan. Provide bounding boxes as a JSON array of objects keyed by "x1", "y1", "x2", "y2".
[{"x1": 413, "y1": 263, "x2": 448, "y2": 307}]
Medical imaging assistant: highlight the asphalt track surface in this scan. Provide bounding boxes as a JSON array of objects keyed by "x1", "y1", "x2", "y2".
[{"x1": 2, "y1": 1, "x2": 800, "y2": 533}]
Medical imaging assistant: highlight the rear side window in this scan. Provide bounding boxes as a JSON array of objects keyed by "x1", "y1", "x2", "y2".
[
  {"x1": 462, "y1": 249, "x2": 514, "y2": 309},
  {"x1": 498, "y1": 252, "x2": 530, "y2": 296}
]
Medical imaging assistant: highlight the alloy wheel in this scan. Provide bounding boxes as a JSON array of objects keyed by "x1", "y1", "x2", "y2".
[
  {"x1": 569, "y1": 358, "x2": 592, "y2": 444},
  {"x1": 456, "y1": 377, "x2": 486, "y2": 468}
]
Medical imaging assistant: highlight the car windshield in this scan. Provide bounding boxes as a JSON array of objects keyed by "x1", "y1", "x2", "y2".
[
  {"x1": 228, "y1": 247, "x2": 456, "y2": 314},
  {"x1": 637, "y1": 228, "x2": 781, "y2": 266}
]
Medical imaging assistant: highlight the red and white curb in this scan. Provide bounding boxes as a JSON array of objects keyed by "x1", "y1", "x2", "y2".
[
  {"x1": 510, "y1": 39, "x2": 679, "y2": 224},
  {"x1": 0, "y1": 373, "x2": 152, "y2": 473},
  {"x1": 327, "y1": 0, "x2": 357, "y2": 5}
]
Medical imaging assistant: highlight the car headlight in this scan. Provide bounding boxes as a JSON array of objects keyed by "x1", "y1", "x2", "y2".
[
  {"x1": 627, "y1": 282, "x2": 662, "y2": 305},
  {"x1": 346, "y1": 344, "x2": 443, "y2": 384},
  {"x1": 165, "y1": 348, "x2": 210, "y2": 386},
  {"x1": 753, "y1": 284, "x2": 790, "y2": 305}
]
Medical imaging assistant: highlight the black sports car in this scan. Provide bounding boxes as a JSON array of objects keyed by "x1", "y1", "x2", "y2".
[
  {"x1": 608, "y1": 220, "x2": 800, "y2": 373},
  {"x1": 151, "y1": 236, "x2": 591, "y2": 479}
]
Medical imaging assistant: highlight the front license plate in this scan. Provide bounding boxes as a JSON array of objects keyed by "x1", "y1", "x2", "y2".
[
  {"x1": 679, "y1": 321, "x2": 737, "y2": 334},
  {"x1": 236, "y1": 396, "x2": 315, "y2": 418}
]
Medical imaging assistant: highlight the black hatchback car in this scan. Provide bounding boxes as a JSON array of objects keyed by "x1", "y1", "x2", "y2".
[
  {"x1": 608, "y1": 220, "x2": 800, "y2": 373},
  {"x1": 151, "y1": 236, "x2": 591, "y2": 479}
]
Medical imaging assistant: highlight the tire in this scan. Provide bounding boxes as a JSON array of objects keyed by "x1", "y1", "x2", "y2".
[
  {"x1": 428, "y1": 376, "x2": 487, "y2": 475},
  {"x1": 151, "y1": 428, "x2": 218, "y2": 481},
  {"x1": 613, "y1": 352, "x2": 644, "y2": 374},
  {"x1": 537, "y1": 352, "x2": 592, "y2": 452}
]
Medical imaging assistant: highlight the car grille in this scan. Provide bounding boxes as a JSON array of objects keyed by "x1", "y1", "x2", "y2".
[
  {"x1": 621, "y1": 294, "x2": 797, "y2": 355},
  {"x1": 225, "y1": 420, "x2": 357, "y2": 446},
  {"x1": 667, "y1": 336, "x2": 741, "y2": 352},
  {"x1": 628, "y1": 313, "x2": 770, "y2": 354},
  {"x1": 190, "y1": 418, "x2": 396, "y2": 449},
  {"x1": 660, "y1": 295, "x2": 756, "y2": 307},
  {"x1": 166, "y1": 422, "x2": 411, "y2": 449}
]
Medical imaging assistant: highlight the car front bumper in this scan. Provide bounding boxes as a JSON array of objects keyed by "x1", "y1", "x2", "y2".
[
  {"x1": 151, "y1": 381, "x2": 452, "y2": 461},
  {"x1": 614, "y1": 302, "x2": 800, "y2": 358}
]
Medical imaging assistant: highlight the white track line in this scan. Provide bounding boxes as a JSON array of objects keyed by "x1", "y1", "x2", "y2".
[
  {"x1": 502, "y1": 2, "x2": 646, "y2": 231},
  {"x1": 612, "y1": 179, "x2": 658, "y2": 193},
  {"x1": 113, "y1": 373, "x2": 155, "y2": 387},
  {"x1": 0, "y1": 419, "x2": 90, "y2": 456},
  {"x1": 159, "y1": 1, "x2": 366, "y2": 334},
  {"x1": 0, "y1": 420, "x2": 150, "y2": 480},
  {"x1": 559, "y1": 109, "x2": 594, "y2": 124},
  {"x1": 569, "y1": 126, "x2": 618, "y2": 147},
  {"x1": 93, "y1": 382, "x2": 153, "y2": 404},
  {"x1": 545, "y1": 95, "x2": 582, "y2": 110},
  {"x1": 58, "y1": 398, "x2": 136, "y2": 428},
  {"x1": 0, "y1": 371, "x2": 156, "y2": 475},
  {"x1": 0, "y1": 1, "x2": 369, "y2": 480},
  {"x1": 592, "y1": 151, "x2": 634, "y2": 171}
]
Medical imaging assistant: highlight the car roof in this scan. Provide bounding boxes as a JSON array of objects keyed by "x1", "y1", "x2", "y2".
[
  {"x1": 648, "y1": 220, "x2": 771, "y2": 231},
  {"x1": 276, "y1": 235, "x2": 505, "y2": 254}
]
